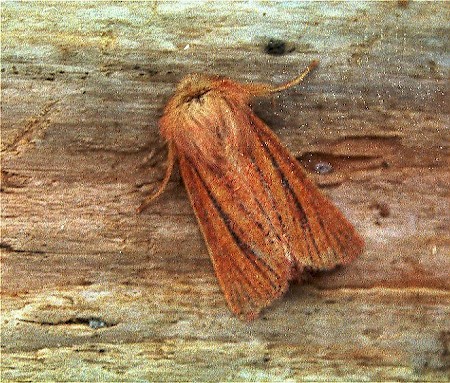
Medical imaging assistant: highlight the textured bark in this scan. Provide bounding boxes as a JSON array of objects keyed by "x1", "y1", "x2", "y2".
[{"x1": 1, "y1": 1, "x2": 449, "y2": 381}]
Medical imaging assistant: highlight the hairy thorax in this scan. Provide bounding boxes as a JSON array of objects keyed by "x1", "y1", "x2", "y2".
[{"x1": 159, "y1": 73, "x2": 254, "y2": 167}]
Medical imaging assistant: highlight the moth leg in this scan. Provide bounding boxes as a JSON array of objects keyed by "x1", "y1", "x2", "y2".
[{"x1": 137, "y1": 140, "x2": 176, "y2": 213}]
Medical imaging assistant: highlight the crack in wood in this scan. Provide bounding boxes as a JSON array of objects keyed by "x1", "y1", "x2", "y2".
[
  {"x1": 2, "y1": 100, "x2": 59, "y2": 155},
  {"x1": 338, "y1": 134, "x2": 403, "y2": 142},
  {"x1": 0, "y1": 170, "x2": 31, "y2": 190},
  {"x1": 0, "y1": 242, "x2": 46, "y2": 254},
  {"x1": 74, "y1": 142, "x2": 153, "y2": 155},
  {"x1": 18, "y1": 317, "x2": 115, "y2": 329}
]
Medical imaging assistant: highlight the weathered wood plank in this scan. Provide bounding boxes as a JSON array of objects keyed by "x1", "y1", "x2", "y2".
[
  {"x1": 1, "y1": 1, "x2": 449, "y2": 381},
  {"x1": 2, "y1": 287, "x2": 449, "y2": 381}
]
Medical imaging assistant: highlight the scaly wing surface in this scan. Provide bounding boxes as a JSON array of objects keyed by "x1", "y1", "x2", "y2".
[
  {"x1": 178, "y1": 108, "x2": 364, "y2": 319},
  {"x1": 247, "y1": 113, "x2": 364, "y2": 271}
]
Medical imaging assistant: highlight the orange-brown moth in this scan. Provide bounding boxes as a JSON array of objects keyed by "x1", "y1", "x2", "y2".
[{"x1": 138, "y1": 61, "x2": 364, "y2": 320}]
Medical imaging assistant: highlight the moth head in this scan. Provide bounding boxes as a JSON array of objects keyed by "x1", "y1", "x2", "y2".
[
  {"x1": 174, "y1": 73, "x2": 255, "y2": 106},
  {"x1": 160, "y1": 73, "x2": 252, "y2": 140},
  {"x1": 173, "y1": 73, "x2": 218, "y2": 105}
]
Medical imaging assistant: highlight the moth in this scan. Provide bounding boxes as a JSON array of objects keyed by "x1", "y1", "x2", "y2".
[{"x1": 139, "y1": 61, "x2": 364, "y2": 320}]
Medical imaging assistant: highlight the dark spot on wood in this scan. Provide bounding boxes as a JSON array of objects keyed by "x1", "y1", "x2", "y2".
[
  {"x1": 314, "y1": 162, "x2": 333, "y2": 174},
  {"x1": 0, "y1": 242, "x2": 14, "y2": 252},
  {"x1": 264, "y1": 39, "x2": 294, "y2": 56},
  {"x1": 371, "y1": 202, "x2": 390, "y2": 218},
  {"x1": 88, "y1": 318, "x2": 107, "y2": 329}
]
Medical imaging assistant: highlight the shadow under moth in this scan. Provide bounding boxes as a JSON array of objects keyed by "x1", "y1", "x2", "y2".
[{"x1": 138, "y1": 61, "x2": 364, "y2": 320}]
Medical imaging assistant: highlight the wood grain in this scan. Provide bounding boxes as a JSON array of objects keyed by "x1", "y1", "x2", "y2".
[{"x1": 1, "y1": 1, "x2": 449, "y2": 381}]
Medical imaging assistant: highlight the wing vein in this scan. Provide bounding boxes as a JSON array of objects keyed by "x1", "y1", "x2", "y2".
[{"x1": 186, "y1": 157, "x2": 282, "y2": 291}]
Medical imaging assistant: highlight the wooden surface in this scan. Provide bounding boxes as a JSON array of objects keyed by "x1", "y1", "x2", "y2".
[{"x1": 1, "y1": 1, "x2": 449, "y2": 381}]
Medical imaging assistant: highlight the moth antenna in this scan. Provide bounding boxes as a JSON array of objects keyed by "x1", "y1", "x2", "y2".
[
  {"x1": 248, "y1": 60, "x2": 319, "y2": 96},
  {"x1": 137, "y1": 140, "x2": 176, "y2": 214},
  {"x1": 268, "y1": 60, "x2": 319, "y2": 93}
]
